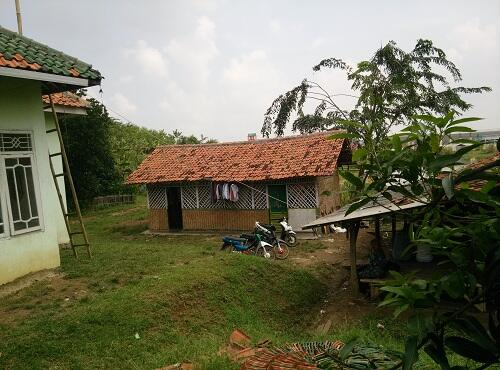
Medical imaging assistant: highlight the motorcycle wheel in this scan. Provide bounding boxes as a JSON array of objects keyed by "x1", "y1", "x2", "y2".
[
  {"x1": 254, "y1": 246, "x2": 272, "y2": 259},
  {"x1": 220, "y1": 243, "x2": 234, "y2": 253},
  {"x1": 273, "y1": 240, "x2": 290, "y2": 260},
  {"x1": 286, "y1": 234, "x2": 297, "y2": 246}
]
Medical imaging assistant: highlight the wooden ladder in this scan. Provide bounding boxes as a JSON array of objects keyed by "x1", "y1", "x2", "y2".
[{"x1": 46, "y1": 94, "x2": 91, "y2": 259}]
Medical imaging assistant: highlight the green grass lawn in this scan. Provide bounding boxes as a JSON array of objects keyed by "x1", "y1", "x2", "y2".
[{"x1": 0, "y1": 197, "x2": 474, "y2": 369}]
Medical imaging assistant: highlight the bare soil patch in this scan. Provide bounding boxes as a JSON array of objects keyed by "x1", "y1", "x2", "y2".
[
  {"x1": 0, "y1": 272, "x2": 91, "y2": 325},
  {"x1": 287, "y1": 230, "x2": 381, "y2": 334}
]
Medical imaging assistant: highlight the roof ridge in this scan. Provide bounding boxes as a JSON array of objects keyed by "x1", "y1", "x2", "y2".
[
  {"x1": 155, "y1": 130, "x2": 344, "y2": 149},
  {"x1": 0, "y1": 26, "x2": 90, "y2": 69}
]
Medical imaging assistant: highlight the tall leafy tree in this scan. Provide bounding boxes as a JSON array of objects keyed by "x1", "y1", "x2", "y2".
[
  {"x1": 262, "y1": 39, "x2": 490, "y2": 163},
  {"x1": 108, "y1": 124, "x2": 218, "y2": 181},
  {"x1": 59, "y1": 98, "x2": 123, "y2": 208}
]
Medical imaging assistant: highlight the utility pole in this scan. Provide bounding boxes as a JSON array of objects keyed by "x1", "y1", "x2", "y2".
[{"x1": 15, "y1": 0, "x2": 23, "y2": 35}]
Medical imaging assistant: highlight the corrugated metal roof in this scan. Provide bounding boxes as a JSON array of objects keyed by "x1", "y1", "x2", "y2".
[{"x1": 301, "y1": 196, "x2": 425, "y2": 229}]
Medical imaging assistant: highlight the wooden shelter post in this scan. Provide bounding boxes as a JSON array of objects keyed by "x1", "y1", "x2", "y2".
[
  {"x1": 374, "y1": 217, "x2": 381, "y2": 252},
  {"x1": 391, "y1": 214, "x2": 397, "y2": 247},
  {"x1": 349, "y1": 221, "x2": 361, "y2": 295}
]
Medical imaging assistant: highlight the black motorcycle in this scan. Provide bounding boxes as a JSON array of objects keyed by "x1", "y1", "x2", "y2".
[{"x1": 254, "y1": 222, "x2": 290, "y2": 259}]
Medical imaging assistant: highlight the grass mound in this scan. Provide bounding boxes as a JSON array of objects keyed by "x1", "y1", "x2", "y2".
[{"x1": 0, "y1": 198, "x2": 327, "y2": 369}]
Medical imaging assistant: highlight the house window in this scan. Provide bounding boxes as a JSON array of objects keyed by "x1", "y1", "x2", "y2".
[{"x1": 0, "y1": 131, "x2": 42, "y2": 236}]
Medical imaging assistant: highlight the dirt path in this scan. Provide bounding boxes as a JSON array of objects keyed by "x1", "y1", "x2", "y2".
[{"x1": 287, "y1": 230, "x2": 381, "y2": 334}]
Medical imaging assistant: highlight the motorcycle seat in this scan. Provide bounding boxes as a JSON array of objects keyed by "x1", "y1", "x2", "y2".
[
  {"x1": 239, "y1": 233, "x2": 256, "y2": 240},
  {"x1": 259, "y1": 224, "x2": 276, "y2": 231},
  {"x1": 223, "y1": 236, "x2": 247, "y2": 243}
]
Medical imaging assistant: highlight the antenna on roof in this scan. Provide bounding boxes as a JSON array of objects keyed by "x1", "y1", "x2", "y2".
[{"x1": 14, "y1": 0, "x2": 23, "y2": 35}]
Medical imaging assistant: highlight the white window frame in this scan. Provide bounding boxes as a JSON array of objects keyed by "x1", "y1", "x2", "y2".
[{"x1": 0, "y1": 130, "x2": 44, "y2": 237}]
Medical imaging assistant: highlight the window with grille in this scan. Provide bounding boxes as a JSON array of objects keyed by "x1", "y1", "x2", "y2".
[
  {"x1": 147, "y1": 185, "x2": 167, "y2": 209},
  {"x1": 287, "y1": 183, "x2": 318, "y2": 209},
  {"x1": 0, "y1": 131, "x2": 42, "y2": 236}
]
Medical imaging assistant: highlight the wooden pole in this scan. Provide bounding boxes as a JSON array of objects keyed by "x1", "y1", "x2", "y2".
[
  {"x1": 349, "y1": 221, "x2": 360, "y2": 295},
  {"x1": 14, "y1": 0, "x2": 23, "y2": 35},
  {"x1": 391, "y1": 214, "x2": 397, "y2": 248},
  {"x1": 374, "y1": 217, "x2": 382, "y2": 252}
]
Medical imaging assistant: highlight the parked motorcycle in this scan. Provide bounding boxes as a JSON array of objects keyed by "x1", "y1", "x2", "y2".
[
  {"x1": 254, "y1": 222, "x2": 290, "y2": 259},
  {"x1": 221, "y1": 233, "x2": 273, "y2": 258},
  {"x1": 279, "y1": 217, "x2": 297, "y2": 246}
]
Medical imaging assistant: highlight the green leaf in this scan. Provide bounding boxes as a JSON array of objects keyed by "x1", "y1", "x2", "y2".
[
  {"x1": 394, "y1": 303, "x2": 410, "y2": 318},
  {"x1": 408, "y1": 313, "x2": 434, "y2": 340},
  {"x1": 497, "y1": 137, "x2": 500, "y2": 152},
  {"x1": 412, "y1": 114, "x2": 441, "y2": 124},
  {"x1": 352, "y1": 147, "x2": 368, "y2": 161},
  {"x1": 481, "y1": 180, "x2": 497, "y2": 194},
  {"x1": 447, "y1": 117, "x2": 482, "y2": 126},
  {"x1": 428, "y1": 143, "x2": 481, "y2": 171},
  {"x1": 345, "y1": 197, "x2": 372, "y2": 215},
  {"x1": 450, "y1": 138, "x2": 478, "y2": 145},
  {"x1": 339, "y1": 337, "x2": 358, "y2": 360},
  {"x1": 391, "y1": 134, "x2": 402, "y2": 152},
  {"x1": 444, "y1": 126, "x2": 476, "y2": 135},
  {"x1": 441, "y1": 272, "x2": 465, "y2": 299},
  {"x1": 452, "y1": 316, "x2": 498, "y2": 355},
  {"x1": 339, "y1": 170, "x2": 363, "y2": 189},
  {"x1": 455, "y1": 142, "x2": 482, "y2": 155},
  {"x1": 378, "y1": 297, "x2": 401, "y2": 307},
  {"x1": 428, "y1": 153, "x2": 461, "y2": 171},
  {"x1": 424, "y1": 343, "x2": 450, "y2": 370},
  {"x1": 445, "y1": 336, "x2": 498, "y2": 363},
  {"x1": 328, "y1": 132, "x2": 358, "y2": 140},
  {"x1": 430, "y1": 133, "x2": 440, "y2": 153},
  {"x1": 403, "y1": 336, "x2": 419, "y2": 370},
  {"x1": 382, "y1": 191, "x2": 393, "y2": 201}
]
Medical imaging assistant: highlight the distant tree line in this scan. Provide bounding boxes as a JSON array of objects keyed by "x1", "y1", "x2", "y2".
[{"x1": 59, "y1": 97, "x2": 215, "y2": 208}]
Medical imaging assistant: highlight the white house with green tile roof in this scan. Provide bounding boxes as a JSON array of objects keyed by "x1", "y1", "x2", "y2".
[{"x1": 0, "y1": 26, "x2": 101, "y2": 285}]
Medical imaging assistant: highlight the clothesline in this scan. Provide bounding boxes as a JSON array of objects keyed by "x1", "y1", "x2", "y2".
[
  {"x1": 232, "y1": 180, "x2": 288, "y2": 206},
  {"x1": 205, "y1": 177, "x2": 354, "y2": 207}
]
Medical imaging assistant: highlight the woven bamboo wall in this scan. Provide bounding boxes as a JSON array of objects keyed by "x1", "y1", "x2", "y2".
[
  {"x1": 149, "y1": 208, "x2": 168, "y2": 232},
  {"x1": 316, "y1": 173, "x2": 341, "y2": 216},
  {"x1": 182, "y1": 209, "x2": 269, "y2": 231}
]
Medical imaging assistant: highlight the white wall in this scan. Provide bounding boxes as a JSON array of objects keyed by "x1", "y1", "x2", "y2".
[
  {"x1": 288, "y1": 208, "x2": 316, "y2": 232},
  {"x1": 0, "y1": 77, "x2": 61, "y2": 285},
  {"x1": 44, "y1": 112, "x2": 69, "y2": 245}
]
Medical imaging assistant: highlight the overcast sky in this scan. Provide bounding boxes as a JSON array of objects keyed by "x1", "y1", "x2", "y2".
[{"x1": 1, "y1": 0, "x2": 499, "y2": 141}]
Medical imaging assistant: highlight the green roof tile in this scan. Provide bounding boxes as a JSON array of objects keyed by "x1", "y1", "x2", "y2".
[{"x1": 0, "y1": 25, "x2": 102, "y2": 85}]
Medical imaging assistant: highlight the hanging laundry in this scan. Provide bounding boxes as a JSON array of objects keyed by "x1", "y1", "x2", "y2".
[
  {"x1": 222, "y1": 183, "x2": 230, "y2": 200},
  {"x1": 215, "y1": 183, "x2": 221, "y2": 201},
  {"x1": 229, "y1": 184, "x2": 239, "y2": 202}
]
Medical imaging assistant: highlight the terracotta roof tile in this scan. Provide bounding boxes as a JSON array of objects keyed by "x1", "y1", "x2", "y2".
[
  {"x1": 461, "y1": 152, "x2": 500, "y2": 191},
  {"x1": 127, "y1": 131, "x2": 350, "y2": 184},
  {"x1": 464, "y1": 152, "x2": 500, "y2": 171},
  {"x1": 42, "y1": 92, "x2": 88, "y2": 108},
  {"x1": 0, "y1": 26, "x2": 101, "y2": 83}
]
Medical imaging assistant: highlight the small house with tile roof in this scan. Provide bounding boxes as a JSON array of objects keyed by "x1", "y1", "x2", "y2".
[
  {"x1": 127, "y1": 132, "x2": 351, "y2": 232},
  {"x1": 0, "y1": 26, "x2": 101, "y2": 285}
]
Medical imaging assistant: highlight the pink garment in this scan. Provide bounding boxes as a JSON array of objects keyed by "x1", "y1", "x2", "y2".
[{"x1": 230, "y1": 184, "x2": 239, "y2": 202}]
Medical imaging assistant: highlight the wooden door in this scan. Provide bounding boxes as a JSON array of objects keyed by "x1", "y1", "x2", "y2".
[
  {"x1": 167, "y1": 187, "x2": 183, "y2": 230},
  {"x1": 268, "y1": 185, "x2": 287, "y2": 228}
]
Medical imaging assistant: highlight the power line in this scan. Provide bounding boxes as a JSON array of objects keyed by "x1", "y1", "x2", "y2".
[{"x1": 85, "y1": 90, "x2": 135, "y2": 123}]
